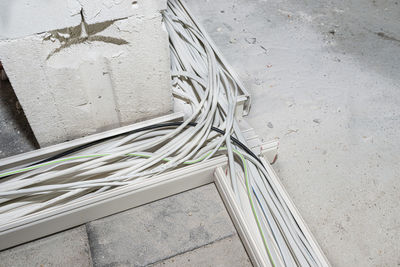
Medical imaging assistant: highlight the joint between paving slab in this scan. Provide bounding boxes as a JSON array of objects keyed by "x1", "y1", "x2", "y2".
[
  {"x1": 85, "y1": 216, "x2": 237, "y2": 267},
  {"x1": 85, "y1": 223, "x2": 95, "y2": 267},
  {"x1": 145, "y1": 233, "x2": 237, "y2": 267}
]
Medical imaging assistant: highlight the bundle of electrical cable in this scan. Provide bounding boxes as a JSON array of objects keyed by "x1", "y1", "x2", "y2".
[{"x1": 0, "y1": 1, "x2": 324, "y2": 266}]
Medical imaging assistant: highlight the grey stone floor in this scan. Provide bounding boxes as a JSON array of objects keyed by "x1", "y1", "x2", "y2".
[
  {"x1": 0, "y1": 184, "x2": 251, "y2": 267},
  {"x1": 1, "y1": 0, "x2": 400, "y2": 266}
]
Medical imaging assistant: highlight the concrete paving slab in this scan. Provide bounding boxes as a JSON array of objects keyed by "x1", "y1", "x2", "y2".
[
  {"x1": 86, "y1": 184, "x2": 237, "y2": 267},
  {"x1": 151, "y1": 235, "x2": 251, "y2": 267},
  {"x1": 0, "y1": 226, "x2": 91, "y2": 267}
]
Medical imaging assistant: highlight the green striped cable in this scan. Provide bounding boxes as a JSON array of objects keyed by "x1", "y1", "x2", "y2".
[
  {"x1": 0, "y1": 148, "x2": 275, "y2": 266},
  {"x1": 233, "y1": 148, "x2": 276, "y2": 267},
  {"x1": 0, "y1": 151, "x2": 213, "y2": 178}
]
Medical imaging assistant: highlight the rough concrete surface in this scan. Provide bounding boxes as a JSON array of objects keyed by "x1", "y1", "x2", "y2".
[
  {"x1": 0, "y1": 226, "x2": 91, "y2": 267},
  {"x1": 0, "y1": 0, "x2": 154, "y2": 40},
  {"x1": 185, "y1": 0, "x2": 400, "y2": 266},
  {"x1": 0, "y1": 0, "x2": 172, "y2": 147},
  {"x1": 86, "y1": 184, "x2": 241, "y2": 267},
  {"x1": 0, "y1": 0, "x2": 82, "y2": 40},
  {"x1": 151, "y1": 235, "x2": 252, "y2": 267}
]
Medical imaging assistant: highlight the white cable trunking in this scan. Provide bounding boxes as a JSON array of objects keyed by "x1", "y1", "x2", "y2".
[{"x1": 0, "y1": 113, "x2": 329, "y2": 266}]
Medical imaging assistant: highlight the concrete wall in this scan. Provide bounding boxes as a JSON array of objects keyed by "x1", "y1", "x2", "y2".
[{"x1": 0, "y1": 0, "x2": 172, "y2": 146}]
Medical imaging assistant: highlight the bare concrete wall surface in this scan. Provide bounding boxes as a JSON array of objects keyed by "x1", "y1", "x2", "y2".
[
  {"x1": 0, "y1": 0, "x2": 162, "y2": 40},
  {"x1": 185, "y1": 0, "x2": 400, "y2": 266},
  {"x1": 0, "y1": 0, "x2": 172, "y2": 146}
]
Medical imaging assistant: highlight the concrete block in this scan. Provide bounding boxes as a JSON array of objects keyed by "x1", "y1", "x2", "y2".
[
  {"x1": 151, "y1": 235, "x2": 252, "y2": 267},
  {"x1": 80, "y1": 0, "x2": 167, "y2": 25},
  {"x1": 0, "y1": 0, "x2": 168, "y2": 40},
  {"x1": 0, "y1": 0, "x2": 82, "y2": 40},
  {"x1": 86, "y1": 184, "x2": 237, "y2": 266},
  {"x1": 0, "y1": 226, "x2": 91, "y2": 267},
  {"x1": 0, "y1": 0, "x2": 172, "y2": 146}
]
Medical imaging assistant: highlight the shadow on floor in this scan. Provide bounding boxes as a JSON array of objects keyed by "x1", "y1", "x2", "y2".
[{"x1": 0, "y1": 66, "x2": 37, "y2": 158}]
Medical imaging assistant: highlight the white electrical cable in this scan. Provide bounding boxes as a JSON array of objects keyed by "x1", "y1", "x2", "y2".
[{"x1": 0, "y1": 1, "x2": 325, "y2": 266}]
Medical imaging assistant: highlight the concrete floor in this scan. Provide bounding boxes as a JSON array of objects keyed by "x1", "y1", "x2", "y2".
[
  {"x1": 0, "y1": 0, "x2": 399, "y2": 266},
  {"x1": 186, "y1": 0, "x2": 400, "y2": 265}
]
